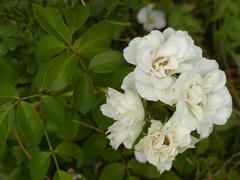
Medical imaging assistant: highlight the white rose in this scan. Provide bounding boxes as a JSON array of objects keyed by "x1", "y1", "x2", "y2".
[
  {"x1": 135, "y1": 115, "x2": 197, "y2": 173},
  {"x1": 174, "y1": 58, "x2": 232, "y2": 138},
  {"x1": 101, "y1": 88, "x2": 145, "y2": 149},
  {"x1": 137, "y1": 4, "x2": 166, "y2": 31},
  {"x1": 123, "y1": 28, "x2": 202, "y2": 104},
  {"x1": 107, "y1": 120, "x2": 145, "y2": 149}
]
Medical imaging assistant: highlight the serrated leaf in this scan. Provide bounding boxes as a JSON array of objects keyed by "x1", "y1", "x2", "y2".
[
  {"x1": 73, "y1": 73, "x2": 96, "y2": 113},
  {"x1": 75, "y1": 21, "x2": 112, "y2": 58},
  {"x1": 99, "y1": 163, "x2": 125, "y2": 180},
  {"x1": 40, "y1": 96, "x2": 66, "y2": 126},
  {"x1": 16, "y1": 102, "x2": 44, "y2": 145},
  {"x1": 29, "y1": 152, "x2": 51, "y2": 180},
  {"x1": 53, "y1": 170, "x2": 72, "y2": 180},
  {"x1": 45, "y1": 52, "x2": 77, "y2": 92},
  {"x1": 36, "y1": 35, "x2": 65, "y2": 62},
  {"x1": 128, "y1": 159, "x2": 160, "y2": 178},
  {"x1": 33, "y1": 4, "x2": 72, "y2": 44},
  {"x1": 55, "y1": 141, "x2": 84, "y2": 168},
  {"x1": 64, "y1": 5, "x2": 89, "y2": 33},
  {"x1": 88, "y1": 50, "x2": 124, "y2": 73}
]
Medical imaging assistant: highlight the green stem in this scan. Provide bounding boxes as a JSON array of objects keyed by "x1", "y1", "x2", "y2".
[
  {"x1": 72, "y1": 119, "x2": 104, "y2": 133},
  {"x1": 44, "y1": 129, "x2": 60, "y2": 171}
]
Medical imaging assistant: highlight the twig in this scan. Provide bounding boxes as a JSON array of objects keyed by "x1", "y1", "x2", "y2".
[
  {"x1": 72, "y1": 120, "x2": 104, "y2": 133},
  {"x1": 213, "y1": 152, "x2": 240, "y2": 177},
  {"x1": 11, "y1": 128, "x2": 32, "y2": 160},
  {"x1": 80, "y1": 0, "x2": 86, "y2": 6}
]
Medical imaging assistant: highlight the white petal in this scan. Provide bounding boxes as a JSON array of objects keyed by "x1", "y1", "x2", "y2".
[
  {"x1": 135, "y1": 81, "x2": 158, "y2": 101},
  {"x1": 123, "y1": 37, "x2": 141, "y2": 65},
  {"x1": 121, "y1": 72, "x2": 136, "y2": 92},
  {"x1": 212, "y1": 106, "x2": 232, "y2": 125},
  {"x1": 195, "y1": 58, "x2": 219, "y2": 75},
  {"x1": 134, "y1": 151, "x2": 148, "y2": 163},
  {"x1": 205, "y1": 70, "x2": 226, "y2": 91},
  {"x1": 137, "y1": 4, "x2": 154, "y2": 24}
]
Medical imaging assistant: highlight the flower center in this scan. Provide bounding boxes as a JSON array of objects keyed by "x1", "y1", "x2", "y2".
[
  {"x1": 151, "y1": 57, "x2": 171, "y2": 78},
  {"x1": 148, "y1": 17, "x2": 156, "y2": 25},
  {"x1": 163, "y1": 135, "x2": 170, "y2": 145}
]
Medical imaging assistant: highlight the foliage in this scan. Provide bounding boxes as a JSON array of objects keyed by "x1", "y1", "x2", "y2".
[{"x1": 0, "y1": 0, "x2": 239, "y2": 179}]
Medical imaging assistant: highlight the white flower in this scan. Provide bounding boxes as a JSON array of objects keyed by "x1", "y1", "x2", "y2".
[
  {"x1": 101, "y1": 88, "x2": 145, "y2": 149},
  {"x1": 107, "y1": 120, "x2": 145, "y2": 149},
  {"x1": 174, "y1": 58, "x2": 232, "y2": 138},
  {"x1": 135, "y1": 115, "x2": 197, "y2": 173},
  {"x1": 137, "y1": 4, "x2": 166, "y2": 31},
  {"x1": 123, "y1": 28, "x2": 202, "y2": 104}
]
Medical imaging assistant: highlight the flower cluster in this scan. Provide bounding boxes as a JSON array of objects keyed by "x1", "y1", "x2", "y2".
[{"x1": 101, "y1": 27, "x2": 232, "y2": 173}]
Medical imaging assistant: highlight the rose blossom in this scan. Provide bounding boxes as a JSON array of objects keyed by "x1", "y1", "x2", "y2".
[
  {"x1": 135, "y1": 115, "x2": 197, "y2": 173},
  {"x1": 174, "y1": 58, "x2": 232, "y2": 138},
  {"x1": 123, "y1": 28, "x2": 202, "y2": 104},
  {"x1": 101, "y1": 88, "x2": 145, "y2": 149}
]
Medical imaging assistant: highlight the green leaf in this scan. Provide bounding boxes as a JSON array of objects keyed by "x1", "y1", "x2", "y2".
[
  {"x1": 99, "y1": 163, "x2": 125, "y2": 180},
  {"x1": 73, "y1": 73, "x2": 96, "y2": 113},
  {"x1": 64, "y1": 5, "x2": 89, "y2": 33},
  {"x1": 173, "y1": 152, "x2": 196, "y2": 175},
  {"x1": 55, "y1": 141, "x2": 84, "y2": 168},
  {"x1": 40, "y1": 96, "x2": 66, "y2": 126},
  {"x1": 111, "y1": 67, "x2": 133, "y2": 88},
  {"x1": 126, "y1": 177, "x2": 139, "y2": 180},
  {"x1": 101, "y1": 147, "x2": 121, "y2": 162},
  {"x1": 16, "y1": 102, "x2": 44, "y2": 145},
  {"x1": 36, "y1": 35, "x2": 65, "y2": 62},
  {"x1": 127, "y1": 159, "x2": 160, "y2": 178},
  {"x1": 35, "y1": 62, "x2": 53, "y2": 91},
  {"x1": 47, "y1": 109, "x2": 79, "y2": 141},
  {"x1": 88, "y1": 50, "x2": 124, "y2": 73},
  {"x1": 0, "y1": 103, "x2": 14, "y2": 153},
  {"x1": 75, "y1": 21, "x2": 112, "y2": 58},
  {"x1": 0, "y1": 83, "x2": 18, "y2": 99},
  {"x1": 196, "y1": 138, "x2": 210, "y2": 155},
  {"x1": 45, "y1": 52, "x2": 77, "y2": 92},
  {"x1": 159, "y1": 171, "x2": 181, "y2": 180},
  {"x1": 83, "y1": 134, "x2": 106, "y2": 157},
  {"x1": 53, "y1": 170, "x2": 72, "y2": 180},
  {"x1": 0, "y1": 83, "x2": 18, "y2": 104},
  {"x1": 33, "y1": 4, "x2": 72, "y2": 44},
  {"x1": 29, "y1": 152, "x2": 51, "y2": 180},
  {"x1": 93, "y1": 106, "x2": 112, "y2": 130}
]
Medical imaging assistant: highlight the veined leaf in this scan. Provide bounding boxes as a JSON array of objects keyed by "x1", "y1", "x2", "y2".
[{"x1": 33, "y1": 4, "x2": 72, "y2": 44}]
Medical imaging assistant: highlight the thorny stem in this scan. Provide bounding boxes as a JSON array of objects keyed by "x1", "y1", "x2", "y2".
[
  {"x1": 11, "y1": 128, "x2": 32, "y2": 160},
  {"x1": 72, "y1": 119, "x2": 105, "y2": 133}
]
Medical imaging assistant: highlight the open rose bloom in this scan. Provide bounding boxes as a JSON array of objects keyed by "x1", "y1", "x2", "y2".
[
  {"x1": 137, "y1": 4, "x2": 166, "y2": 31},
  {"x1": 123, "y1": 28, "x2": 202, "y2": 104},
  {"x1": 101, "y1": 27, "x2": 232, "y2": 174}
]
